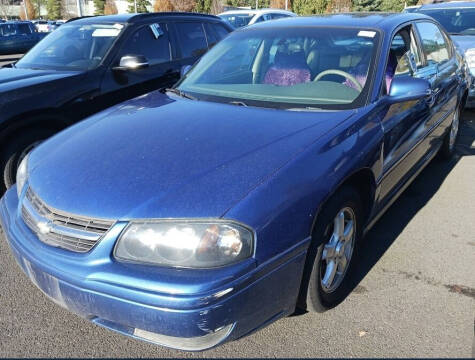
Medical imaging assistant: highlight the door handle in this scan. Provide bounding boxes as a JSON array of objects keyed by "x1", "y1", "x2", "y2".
[{"x1": 425, "y1": 89, "x2": 436, "y2": 106}]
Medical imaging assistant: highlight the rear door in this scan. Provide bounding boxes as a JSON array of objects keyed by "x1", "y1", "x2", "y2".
[
  {"x1": 172, "y1": 21, "x2": 209, "y2": 68},
  {"x1": 414, "y1": 21, "x2": 458, "y2": 147}
]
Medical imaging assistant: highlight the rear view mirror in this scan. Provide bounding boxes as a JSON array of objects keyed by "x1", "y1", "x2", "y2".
[
  {"x1": 113, "y1": 55, "x2": 149, "y2": 72},
  {"x1": 387, "y1": 76, "x2": 431, "y2": 104}
]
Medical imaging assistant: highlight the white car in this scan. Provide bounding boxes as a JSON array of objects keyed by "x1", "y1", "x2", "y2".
[
  {"x1": 218, "y1": 8, "x2": 296, "y2": 28},
  {"x1": 35, "y1": 20, "x2": 51, "y2": 32}
]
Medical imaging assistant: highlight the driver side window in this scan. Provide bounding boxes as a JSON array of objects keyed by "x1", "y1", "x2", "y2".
[
  {"x1": 384, "y1": 26, "x2": 421, "y2": 94},
  {"x1": 117, "y1": 24, "x2": 171, "y2": 65}
]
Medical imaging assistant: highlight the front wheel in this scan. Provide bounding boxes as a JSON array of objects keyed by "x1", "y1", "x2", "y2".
[{"x1": 303, "y1": 186, "x2": 363, "y2": 312}]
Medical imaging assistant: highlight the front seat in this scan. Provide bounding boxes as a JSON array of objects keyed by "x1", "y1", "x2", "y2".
[{"x1": 263, "y1": 50, "x2": 311, "y2": 86}]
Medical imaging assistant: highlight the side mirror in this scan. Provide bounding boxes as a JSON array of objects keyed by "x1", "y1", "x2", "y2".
[
  {"x1": 387, "y1": 76, "x2": 431, "y2": 104},
  {"x1": 113, "y1": 55, "x2": 149, "y2": 72},
  {"x1": 180, "y1": 65, "x2": 191, "y2": 77}
]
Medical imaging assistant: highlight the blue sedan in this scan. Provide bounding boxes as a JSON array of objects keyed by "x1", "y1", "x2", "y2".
[{"x1": 0, "y1": 13, "x2": 467, "y2": 351}]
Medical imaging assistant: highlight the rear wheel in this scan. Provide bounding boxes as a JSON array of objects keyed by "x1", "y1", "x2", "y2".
[
  {"x1": 302, "y1": 186, "x2": 363, "y2": 312},
  {"x1": 1, "y1": 130, "x2": 55, "y2": 193},
  {"x1": 439, "y1": 105, "x2": 461, "y2": 159}
]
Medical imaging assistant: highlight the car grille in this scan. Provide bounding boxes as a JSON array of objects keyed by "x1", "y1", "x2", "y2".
[{"x1": 21, "y1": 187, "x2": 114, "y2": 253}]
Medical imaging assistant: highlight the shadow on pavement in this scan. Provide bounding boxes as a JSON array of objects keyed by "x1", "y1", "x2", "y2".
[
  {"x1": 347, "y1": 108, "x2": 475, "y2": 299},
  {"x1": 292, "y1": 108, "x2": 475, "y2": 316}
]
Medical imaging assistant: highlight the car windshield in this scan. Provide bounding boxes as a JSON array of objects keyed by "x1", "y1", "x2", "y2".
[
  {"x1": 177, "y1": 27, "x2": 379, "y2": 110},
  {"x1": 219, "y1": 13, "x2": 254, "y2": 28},
  {"x1": 16, "y1": 22, "x2": 124, "y2": 71},
  {"x1": 416, "y1": 8, "x2": 475, "y2": 35}
]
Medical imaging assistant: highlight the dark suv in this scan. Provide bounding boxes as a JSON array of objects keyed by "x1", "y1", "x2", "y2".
[
  {"x1": 0, "y1": 21, "x2": 44, "y2": 55},
  {"x1": 0, "y1": 13, "x2": 232, "y2": 193}
]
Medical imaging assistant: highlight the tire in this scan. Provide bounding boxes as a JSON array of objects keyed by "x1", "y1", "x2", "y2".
[
  {"x1": 439, "y1": 105, "x2": 461, "y2": 160},
  {"x1": 301, "y1": 186, "x2": 363, "y2": 312},
  {"x1": 1, "y1": 130, "x2": 54, "y2": 192}
]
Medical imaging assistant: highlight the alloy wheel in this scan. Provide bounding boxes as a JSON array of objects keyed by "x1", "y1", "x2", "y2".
[
  {"x1": 320, "y1": 207, "x2": 356, "y2": 293},
  {"x1": 449, "y1": 108, "x2": 460, "y2": 151}
]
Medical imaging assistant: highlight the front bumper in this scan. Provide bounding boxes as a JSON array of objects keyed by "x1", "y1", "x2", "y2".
[{"x1": 0, "y1": 188, "x2": 309, "y2": 351}]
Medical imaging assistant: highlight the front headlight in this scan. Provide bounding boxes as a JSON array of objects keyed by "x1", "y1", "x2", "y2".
[
  {"x1": 466, "y1": 48, "x2": 475, "y2": 69},
  {"x1": 114, "y1": 220, "x2": 254, "y2": 268},
  {"x1": 16, "y1": 154, "x2": 29, "y2": 198}
]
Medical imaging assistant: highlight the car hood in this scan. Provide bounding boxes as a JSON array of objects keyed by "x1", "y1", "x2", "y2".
[
  {"x1": 0, "y1": 67, "x2": 79, "y2": 92},
  {"x1": 451, "y1": 35, "x2": 475, "y2": 52},
  {"x1": 28, "y1": 91, "x2": 355, "y2": 220}
]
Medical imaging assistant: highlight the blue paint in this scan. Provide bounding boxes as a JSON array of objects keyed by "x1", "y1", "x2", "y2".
[{"x1": 0, "y1": 13, "x2": 466, "y2": 350}]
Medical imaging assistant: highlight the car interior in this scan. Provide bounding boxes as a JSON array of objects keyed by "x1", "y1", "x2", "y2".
[{"x1": 187, "y1": 31, "x2": 378, "y2": 105}]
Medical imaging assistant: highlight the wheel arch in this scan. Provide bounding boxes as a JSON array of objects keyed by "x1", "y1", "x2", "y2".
[
  {"x1": 296, "y1": 167, "x2": 377, "y2": 311},
  {"x1": 309, "y1": 167, "x2": 377, "y2": 240},
  {"x1": 0, "y1": 109, "x2": 70, "y2": 149}
]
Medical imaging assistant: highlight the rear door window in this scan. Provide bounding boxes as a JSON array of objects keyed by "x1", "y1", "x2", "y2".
[
  {"x1": 270, "y1": 13, "x2": 290, "y2": 19},
  {"x1": 415, "y1": 21, "x2": 450, "y2": 65},
  {"x1": 175, "y1": 22, "x2": 208, "y2": 58},
  {"x1": 204, "y1": 22, "x2": 230, "y2": 47},
  {"x1": 17, "y1": 23, "x2": 32, "y2": 35}
]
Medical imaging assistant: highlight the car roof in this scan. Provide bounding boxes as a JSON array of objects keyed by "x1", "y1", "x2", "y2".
[
  {"x1": 3, "y1": 20, "x2": 33, "y2": 24},
  {"x1": 240, "y1": 12, "x2": 432, "y2": 31},
  {"x1": 68, "y1": 12, "x2": 222, "y2": 26},
  {"x1": 219, "y1": 8, "x2": 295, "y2": 15},
  {"x1": 417, "y1": 1, "x2": 475, "y2": 10}
]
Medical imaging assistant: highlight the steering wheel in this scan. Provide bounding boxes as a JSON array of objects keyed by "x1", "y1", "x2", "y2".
[{"x1": 314, "y1": 69, "x2": 363, "y2": 92}]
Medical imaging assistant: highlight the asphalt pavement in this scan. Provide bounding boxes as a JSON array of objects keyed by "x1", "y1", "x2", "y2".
[
  {"x1": 0, "y1": 54, "x2": 23, "y2": 67},
  {"x1": 0, "y1": 110, "x2": 474, "y2": 358}
]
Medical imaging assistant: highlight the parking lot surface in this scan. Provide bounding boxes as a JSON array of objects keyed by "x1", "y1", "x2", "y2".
[
  {"x1": 0, "y1": 54, "x2": 22, "y2": 67},
  {"x1": 0, "y1": 110, "x2": 474, "y2": 358}
]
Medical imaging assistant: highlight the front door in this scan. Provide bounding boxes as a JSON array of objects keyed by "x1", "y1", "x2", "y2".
[
  {"x1": 378, "y1": 25, "x2": 434, "y2": 205},
  {"x1": 100, "y1": 22, "x2": 181, "y2": 108}
]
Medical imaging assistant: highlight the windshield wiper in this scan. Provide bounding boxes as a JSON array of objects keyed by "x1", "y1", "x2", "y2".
[
  {"x1": 162, "y1": 88, "x2": 196, "y2": 100},
  {"x1": 287, "y1": 106, "x2": 326, "y2": 112},
  {"x1": 228, "y1": 100, "x2": 248, "y2": 107}
]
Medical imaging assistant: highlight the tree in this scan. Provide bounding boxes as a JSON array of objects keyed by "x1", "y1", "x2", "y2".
[
  {"x1": 128, "y1": 0, "x2": 151, "y2": 12},
  {"x1": 104, "y1": 0, "x2": 118, "y2": 14},
  {"x1": 195, "y1": 0, "x2": 211, "y2": 13},
  {"x1": 47, "y1": 0, "x2": 61, "y2": 19},
  {"x1": 170, "y1": 0, "x2": 195, "y2": 11},
  {"x1": 270, "y1": 0, "x2": 286, "y2": 9},
  {"x1": 326, "y1": 0, "x2": 351, "y2": 12},
  {"x1": 154, "y1": 0, "x2": 174, "y2": 11},
  {"x1": 380, "y1": 0, "x2": 417, "y2": 12},
  {"x1": 292, "y1": 0, "x2": 328, "y2": 15},
  {"x1": 352, "y1": 0, "x2": 381, "y2": 11},
  {"x1": 0, "y1": 0, "x2": 10, "y2": 20},
  {"x1": 20, "y1": 0, "x2": 37, "y2": 19},
  {"x1": 210, "y1": 0, "x2": 222, "y2": 14},
  {"x1": 93, "y1": 0, "x2": 105, "y2": 14}
]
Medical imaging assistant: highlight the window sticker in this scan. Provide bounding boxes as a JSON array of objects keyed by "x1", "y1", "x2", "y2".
[{"x1": 358, "y1": 30, "x2": 376, "y2": 38}]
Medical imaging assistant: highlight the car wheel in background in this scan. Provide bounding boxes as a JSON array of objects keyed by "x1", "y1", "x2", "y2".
[
  {"x1": 1, "y1": 130, "x2": 55, "y2": 192},
  {"x1": 302, "y1": 186, "x2": 363, "y2": 312}
]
